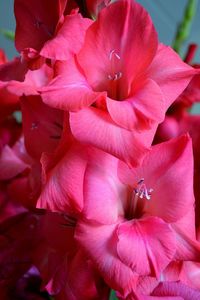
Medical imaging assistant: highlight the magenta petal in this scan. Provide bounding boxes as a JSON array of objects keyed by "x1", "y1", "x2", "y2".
[
  {"x1": 40, "y1": 14, "x2": 92, "y2": 60},
  {"x1": 40, "y1": 59, "x2": 106, "y2": 111},
  {"x1": 70, "y1": 107, "x2": 154, "y2": 166},
  {"x1": 117, "y1": 217, "x2": 176, "y2": 278},
  {"x1": 147, "y1": 44, "x2": 197, "y2": 109}
]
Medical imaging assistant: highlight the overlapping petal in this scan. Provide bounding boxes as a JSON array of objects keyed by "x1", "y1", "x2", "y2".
[
  {"x1": 40, "y1": 59, "x2": 106, "y2": 111},
  {"x1": 70, "y1": 107, "x2": 154, "y2": 166},
  {"x1": 118, "y1": 135, "x2": 194, "y2": 223},
  {"x1": 117, "y1": 217, "x2": 176, "y2": 278},
  {"x1": 146, "y1": 44, "x2": 198, "y2": 109}
]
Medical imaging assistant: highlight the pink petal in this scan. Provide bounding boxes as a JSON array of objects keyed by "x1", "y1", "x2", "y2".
[
  {"x1": 75, "y1": 220, "x2": 138, "y2": 293},
  {"x1": 40, "y1": 59, "x2": 106, "y2": 111},
  {"x1": 172, "y1": 225, "x2": 200, "y2": 262},
  {"x1": 118, "y1": 134, "x2": 194, "y2": 223},
  {"x1": 70, "y1": 107, "x2": 155, "y2": 166},
  {"x1": 83, "y1": 149, "x2": 126, "y2": 224},
  {"x1": 152, "y1": 282, "x2": 200, "y2": 300},
  {"x1": 37, "y1": 142, "x2": 87, "y2": 213},
  {"x1": 147, "y1": 44, "x2": 197, "y2": 109},
  {"x1": 78, "y1": 0, "x2": 157, "y2": 98},
  {"x1": 106, "y1": 79, "x2": 165, "y2": 131},
  {"x1": 180, "y1": 261, "x2": 200, "y2": 290},
  {"x1": 40, "y1": 14, "x2": 92, "y2": 60},
  {"x1": 117, "y1": 217, "x2": 176, "y2": 278}
]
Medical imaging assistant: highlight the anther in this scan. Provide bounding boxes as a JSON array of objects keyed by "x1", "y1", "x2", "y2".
[
  {"x1": 31, "y1": 122, "x2": 38, "y2": 130},
  {"x1": 34, "y1": 20, "x2": 43, "y2": 29},
  {"x1": 108, "y1": 72, "x2": 122, "y2": 81},
  {"x1": 134, "y1": 178, "x2": 153, "y2": 201}
]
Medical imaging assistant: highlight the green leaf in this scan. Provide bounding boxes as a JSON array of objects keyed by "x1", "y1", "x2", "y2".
[
  {"x1": 109, "y1": 290, "x2": 118, "y2": 300},
  {"x1": 0, "y1": 28, "x2": 15, "y2": 41}
]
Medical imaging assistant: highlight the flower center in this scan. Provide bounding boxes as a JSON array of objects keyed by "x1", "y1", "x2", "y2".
[
  {"x1": 134, "y1": 178, "x2": 153, "y2": 201},
  {"x1": 126, "y1": 178, "x2": 153, "y2": 220},
  {"x1": 107, "y1": 49, "x2": 122, "y2": 99}
]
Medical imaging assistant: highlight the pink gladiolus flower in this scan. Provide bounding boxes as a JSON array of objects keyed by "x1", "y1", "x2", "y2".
[
  {"x1": 40, "y1": 0, "x2": 196, "y2": 165},
  {"x1": 75, "y1": 135, "x2": 200, "y2": 294},
  {"x1": 14, "y1": 0, "x2": 92, "y2": 68}
]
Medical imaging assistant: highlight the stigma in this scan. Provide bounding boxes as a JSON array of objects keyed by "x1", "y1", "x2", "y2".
[{"x1": 134, "y1": 178, "x2": 153, "y2": 201}]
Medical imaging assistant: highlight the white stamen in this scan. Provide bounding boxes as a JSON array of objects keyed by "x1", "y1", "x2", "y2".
[
  {"x1": 108, "y1": 72, "x2": 122, "y2": 81},
  {"x1": 109, "y1": 49, "x2": 121, "y2": 60},
  {"x1": 134, "y1": 178, "x2": 153, "y2": 201}
]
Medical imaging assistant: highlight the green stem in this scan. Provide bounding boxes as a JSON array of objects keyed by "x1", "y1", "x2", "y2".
[
  {"x1": 172, "y1": 0, "x2": 198, "y2": 54},
  {"x1": 0, "y1": 28, "x2": 15, "y2": 41},
  {"x1": 109, "y1": 290, "x2": 118, "y2": 300}
]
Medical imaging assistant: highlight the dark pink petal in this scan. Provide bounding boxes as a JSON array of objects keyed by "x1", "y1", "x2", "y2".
[
  {"x1": 40, "y1": 59, "x2": 105, "y2": 111},
  {"x1": 0, "y1": 49, "x2": 7, "y2": 64},
  {"x1": 78, "y1": 0, "x2": 157, "y2": 98},
  {"x1": 118, "y1": 135, "x2": 194, "y2": 223},
  {"x1": 106, "y1": 79, "x2": 165, "y2": 130},
  {"x1": 147, "y1": 44, "x2": 197, "y2": 109},
  {"x1": 117, "y1": 217, "x2": 176, "y2": 278},
  {"x1": 40, "y1": 14, "x2": 92, "y2": 60},
  {"x1": 14, "y1": 0, "x2": 67, "y2": 52},
  {"x1": 70, "y1": 107, "x2": 155, "y2": 166},
  {"x1": 0, "y1": 57, "x2": 27, "y2": 82},
  {"x1": 21, "y1": 95, "x2": 63, "y2": 160},
  {"x1": 0, "y1": 145, "x2": 29, "y2": 180},
  {"x1": 56, "y1": 250, "x2": 110, "y2": 300}
]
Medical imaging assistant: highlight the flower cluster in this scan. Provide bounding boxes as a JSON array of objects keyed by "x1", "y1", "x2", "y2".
[{"x1": 1, "y1": 0, "x2": 200, "y2": 299}]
